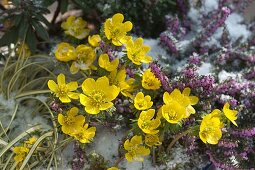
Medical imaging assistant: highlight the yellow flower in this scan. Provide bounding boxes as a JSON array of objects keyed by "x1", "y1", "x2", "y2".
[
  {"x1": 161, "y1": 101, "x2": 186, "y2": 124},
  {"x1": 126, "y1": 38, "x2": 152, "y2": 65},
  {"x1": 17, "y1": 43, "x2": 31, "y2": 58},
  {"x1": 70, "y1": 45, "x2": 96, "y2": 74},
  {"x1": 24, "y1": 136, "x2": 37, "y2": 145},
  {"x1": 145, "y1": 134, "x2": 162, "y2": 147},
  {"x1": 80, "y1": 76, "x2": 120, "y2": 114},
  {"x1": 48, "y1": 73, "x2": 79, "y2": 103},
  {"x1": 88, "y1": 34, "x2": 101, "y2": 47},
  {"x1": 98, "y1": 54, "x2": 119, "y2": 72},
  {"x1": 223, "y1": 102, "x2": 238, "y2": 126},
  {"x1": 73, "y1": 124, "x2": 96, "y2": 143},
  {"x1": 107, "y1": 167, "x2": 119, "y2": 170},
  {"x1": 134, "y1": 92, "x2": 153, "y2": 110},
  {"x1": 163, "y1": 88, "x2": 199, "y2": 118},
  {"x1": 142, "y1": 69, "x2": 161, "y2": 90},
  {"x1": 199, "y1": 110, "x2": 222, "y2": 144},
  {"x1": 58, "y1": 107, "x2": 85, "y2": 135},
  {"x1": 138, "y1": 109, "x2": 161, "y2": 134},
  {"x1": 182, "y1": 87, "x2": 199, "y2": 118},
  {"x1": 13, "y1": 146, "x2": 29, "y2": 163},
  {"x1": 61, "y1": 16, "x2": 90, "y2": 39},
  {"x1": 124, "y1": 135, "x2": 150, "y2": 162},
  {"x1": 55, "y1": 42, "x2": 77, "y2": 62},
  {"x1": 104, "y1": 13, "x2": 132, "y2": 46},
  {"x1": 108, "y1": 68, "x2": 135, "y2": 97}
]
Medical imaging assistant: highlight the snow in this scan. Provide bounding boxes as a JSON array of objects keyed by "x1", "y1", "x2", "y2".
[
  {"x1": 218, "y1": 70, "x2": 242, "y2": 83},
  {"x1": 203, "y1": 0, "x2": 219, "y2": 13},
  {"x1": 87, "y1": 126, "x2": 125, "y2": 164},
  {"x1": 198, "y1": 62, "x2": 212, "y2": 75},
  {"x1": 225, "y1": 13, "x2": 251, "y2": 42}
]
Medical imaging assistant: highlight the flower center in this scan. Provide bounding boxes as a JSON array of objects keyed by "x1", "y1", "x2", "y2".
[
  {"x1": 56, "y1": 85, "x2": 69, "y2": 97},
  {"x1": 64, "y1": 116, "x2": 75, "y2": 126}
]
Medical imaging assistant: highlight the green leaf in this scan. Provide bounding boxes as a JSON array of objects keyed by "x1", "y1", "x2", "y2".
[
  {"x1": 18, "y1": 18, "x2": 29, "y2": 40},
  {"x1": 0, "y1": 27, "x2": 19, "y2": 47},
  {"x1": 42, "y1": 0, "x2": 56, "y2": 7},
  {"x1": 32, "y1": 20, "x2": 49, "y2": 41},
  {"x1": 25, "y1": 26, "x2": 37, "y2": 53},
  {"x1": 60, "y1": 0, "x2": 69, "y2": 13},
  {"x1": 34, "y1": 13, "x2": 51, "y2": 27},
  {"x1": 13, "y1": 14, "x2": 23, "y2": 26}
]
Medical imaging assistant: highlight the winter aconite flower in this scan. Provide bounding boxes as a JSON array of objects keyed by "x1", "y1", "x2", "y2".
[
  {"x1": 223, "y1": 102, "x2": 238, "y2": 126},
  {"x1": 80, "y1": 76, "x2": 120, "y2": 114},
  {"x1": 88, "y1": 34, "x2": 101, "y2": 47},
  {"x1": 55, "y1": 42, "x2": 77, "y2": 62},
  {"x1": 142, "y1": 69, "x2": 161, "y2": 90},
  {"x1": 58, "y1": 107, "x2": 85, "y2": 135},
  {"x1": 61, "y1": 16, "x2": 90, "y2": 39},
  {"x1": 126, "y1": 38, "x2": 152, "y2": 65},
  {"x1": 48, "y1": 73, "x2": 79, "y2": 103},
  {"x1": 182, "y1": 87, "x2": 199, "y2": 118},
  {"x1": 134, "y1": 92, "x2": 153, "y2": 110},
  {"x1": 145, "y1": 134, "x2": 162, "y2": 147},
  {"x1": 124, "y1": 135, "x2": 150, "y2": 162},
  {"x1": 108, "y1": 68, "x2": 135, "y2": 97},
  {"x1": 13, "y1": 146, "x2": 29, "y2": 163},
  {"x1": 73, "y1": 124, "x2": 96, "y2": 143},
  {"x1": 70, "y1": 45, "x2": 96, "y2": 74},
  {"x1": 104, "y1": 13, "x2": 132, "y2": 46},
  {"x1": 98, "y1": 54, "x2": 119, "y2": 72},
  {"x1": 24, "y1": 136, "x2": 37, "y2": 146},
  {"x1": 161, "y1": 101, "x2": 186, "y2": 124},
  {"x1": 163, "y1": 88, "x2": 199, "y2": 118},
  {"x1": 138, "y1": 109, "x2": 161, "y2": 134},
  {"x1": 199, "y1": 109, "x2": 222, "y2": 144}
]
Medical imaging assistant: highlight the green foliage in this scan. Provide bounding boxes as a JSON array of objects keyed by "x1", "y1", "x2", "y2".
[
  {"x1": 72, "y1": 0, "x2": 177, "y2": 38},
  {"x1": 0, "y1": 0, "x2": 50, "y2": 52}
]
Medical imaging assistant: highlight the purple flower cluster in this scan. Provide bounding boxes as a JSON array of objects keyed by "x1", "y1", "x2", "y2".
[
  {"x1": 149, "y1": 62, "x2": 171, "y2": 92},
  {"x1": 218, "y1": 140, "x2": 238, "y2": 148},
  {"x1": 231, "y1": 128, "x2": 255, "y2": 137},
  {"x1": 194, "y1": 7, "x2": 231, "y2": 47},
  {"x1": 160, "y1": 32, "x2": 178, "y2": 55},
  {"x1": 244, "y1": 68, "x2": 255, "y2": 80},
  {"x1": 215, "y1": 79, "x2": 244, "y2": 97},
  {"x1": 188, "y1": 53, "x2": 202, "y2": 66},
  {"x1": 72, "y1": 142, "x2": 85, "y2": 170},
  {"x1": 206, "y1": 151, "x2": 237, "y2": 170}
]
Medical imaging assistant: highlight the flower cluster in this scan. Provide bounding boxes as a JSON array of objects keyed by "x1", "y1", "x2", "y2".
[
  {"x1": 13, "y1": 137, "x2": 37, "y2": 167},
  {"x1": 46, "y1": 12, "x2": 241, "y2": 169}
]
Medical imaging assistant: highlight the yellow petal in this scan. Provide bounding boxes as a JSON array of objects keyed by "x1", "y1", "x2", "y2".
[
  {"x1": 68, "y1": 92, "x2": 79, "y2": 99},
  {"x1": 59, "y1": 95, "x2": 71, "y2": 103},
  {"x1": 123, "y1": 21, "x2": 133, "y2": 32},
  {"x1": 58, "y1": 114, "x2": 65, "y2": 125},
  {"x1": 112, "y1": 13, "x2": 124, "y2": 24},
  {"x1": 66, "y1": 81, "x2": 78, "y2": 91},
  {"x1": 70, "y1": 62, "x2": 79, "y2": 74},
  {"x1": 57, "y1": 74, "x2": 65, "y2": 85},
  {"x1": 47, "y1": 80, "x2": 58, "y2": 92},
  {"x1": 82, "y1": 78, "x2": 95, "y2": 94}
]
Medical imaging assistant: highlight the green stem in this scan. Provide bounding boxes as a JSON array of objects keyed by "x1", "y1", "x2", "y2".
[
  {"x1": 166, "y1": 129, "x2": 190, "y2": 153},
  {"x1": 14, "y1": 90, "x2": 51, "y2": 99}
]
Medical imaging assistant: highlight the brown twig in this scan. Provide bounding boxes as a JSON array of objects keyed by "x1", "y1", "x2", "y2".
[{"x1": 166, "y1": 129, "x2": 190, "y2": 153}]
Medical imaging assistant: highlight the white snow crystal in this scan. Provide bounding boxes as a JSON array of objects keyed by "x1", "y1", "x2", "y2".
[
  {"x1": 225, "y1": 13, "x2": 251, "y2": 42},
  {"x1": 203, "y1": 0, "x2": 219, "y2": 13}
]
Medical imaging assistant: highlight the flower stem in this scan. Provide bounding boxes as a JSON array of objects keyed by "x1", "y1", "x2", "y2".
[
  {"x1": 167, "y1": 129, "x2": 190, "y2": 153},
  {"x1": 114, "y1": 156, "x2": 125, "y2": 167}
]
